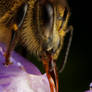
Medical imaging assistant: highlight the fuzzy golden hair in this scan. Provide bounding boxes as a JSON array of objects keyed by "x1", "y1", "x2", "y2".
[{"x1": 0, "y1": 0, "x2": 70, "y2": 60}]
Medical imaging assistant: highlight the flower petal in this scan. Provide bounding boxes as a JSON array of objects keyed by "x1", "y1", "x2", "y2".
[
  {"x1": 0, "y1": 72, "x2": 50, "y2": 92},
  {"x1": 0, "y1": 43, "x2": 41, "y2": 75},
  {"x1": 0, "y1": 43, "x2": 50, "y2": 92}
]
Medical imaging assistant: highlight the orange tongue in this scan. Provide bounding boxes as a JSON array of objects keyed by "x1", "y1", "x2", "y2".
[{"x1": 42, "y1": 55, "x2": 58, "y2": 92}]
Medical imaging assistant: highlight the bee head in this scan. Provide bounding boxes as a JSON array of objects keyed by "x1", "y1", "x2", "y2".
[{"x1": 33, "y1": 0, "x2": 69, "y2": 58}]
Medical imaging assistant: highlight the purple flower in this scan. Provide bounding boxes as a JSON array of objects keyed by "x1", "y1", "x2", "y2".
[
  {"x1": 0, "y1": 43, "x2": 50, "y2": 92},
  {"x1": 85, "y1": 82, "x2": 92, "y2": 92},
  {"x1": 85, "y1": 90, "x2": 92, "y2": 92}
]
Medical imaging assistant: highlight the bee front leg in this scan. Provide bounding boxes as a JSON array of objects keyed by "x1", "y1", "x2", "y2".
[
  {"x1": 3, "y1": 3, "x2": 28, "y2": 66},
  {"x1": 4, "y1": 24, "x2": 19, "y2": 66},
  {"x1": 59, "y1": 25, "x2": 73, "y2": 72}
]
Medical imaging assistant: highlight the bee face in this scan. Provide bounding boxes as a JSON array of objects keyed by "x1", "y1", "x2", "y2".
[
  {"x1": 32, "y1": 0, "x2": 68, "y2": 58},
  {"x1": 36, "y1": 2, "x2": 59, "y2": 53},
  {"x1": 0, "y1": 0, "x2": 69, "y2": 58}
]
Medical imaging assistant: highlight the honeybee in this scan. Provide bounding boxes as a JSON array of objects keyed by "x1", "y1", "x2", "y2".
[{"x1": 0, "y1": 0, "x2": 73, "y2": 92}]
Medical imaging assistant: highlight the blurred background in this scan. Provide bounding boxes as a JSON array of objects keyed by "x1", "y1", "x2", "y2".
[
  {"x1": 15, "y1": 0, "x2": 91, "y2": 92},
  {"x1": 59, "y1": 0, "x2": 91, "y2": 92}
]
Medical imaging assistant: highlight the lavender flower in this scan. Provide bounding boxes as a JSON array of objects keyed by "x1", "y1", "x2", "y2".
[
  {"x1": 85, "y1": 82, "x2": 92, "y2": 92},
  {"x1": 0, "y1": 43, "x2": 50, "y2": 92}
]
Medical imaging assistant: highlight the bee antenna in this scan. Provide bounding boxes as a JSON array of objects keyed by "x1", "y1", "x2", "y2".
[{"x1": 59, "y1": 26, "x2": 73, "y2": 73}]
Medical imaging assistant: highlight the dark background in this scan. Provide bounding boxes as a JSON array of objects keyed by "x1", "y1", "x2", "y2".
[
  {"x1": 59, "y1": 0, "x2": 91, "y2": 92},
  {"x1": 15, "y1": 0, "x2": 91, "y2": 92}
]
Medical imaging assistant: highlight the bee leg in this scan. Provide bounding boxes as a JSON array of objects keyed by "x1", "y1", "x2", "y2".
[
  {"x1": 59, "y1": 25, "x2": 73, "y2": 73},
  {"x1": 4, "y1": 24, "x2": 19, "y2": 66},
  {"x1": 3, "y1": 3, "x2": 28, "y2": 66},
  {"x1": 42, "y1": 54, "x2": 58, "y2": 92}
]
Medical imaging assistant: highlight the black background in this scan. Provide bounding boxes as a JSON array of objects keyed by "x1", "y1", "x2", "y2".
[{"x1": 59, "y1": 0, "x2": 92, "y2": 92}]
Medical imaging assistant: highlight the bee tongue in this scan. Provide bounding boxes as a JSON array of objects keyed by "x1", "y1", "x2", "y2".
[{"x1": 42, "y1": 54, "x2": 58, "y2": 92}]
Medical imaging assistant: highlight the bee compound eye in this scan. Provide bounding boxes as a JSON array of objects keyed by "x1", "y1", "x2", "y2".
[{"x1": 41, "y1": 3, "x2": 53, "y2": 24}]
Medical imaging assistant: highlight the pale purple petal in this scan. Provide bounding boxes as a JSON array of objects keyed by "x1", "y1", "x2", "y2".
[
  {"x1": 90, "y1": 83, "x2": 92, "y2": 88},
  {"x1": 85, "y1": 91, "x2": 92, "y2": 92},
  {"x1": 0, "y1": 43, "x2": 50, "y2": 92},
  {"x1": 0, "y1": 43, "x2": 41, "y2": 75},
  {"x1": 0, "y1": 72, "x2": 50, "y2": 92},
  {"x1": 85, "y1": 82, "x2": 92, "y2": 92}
]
